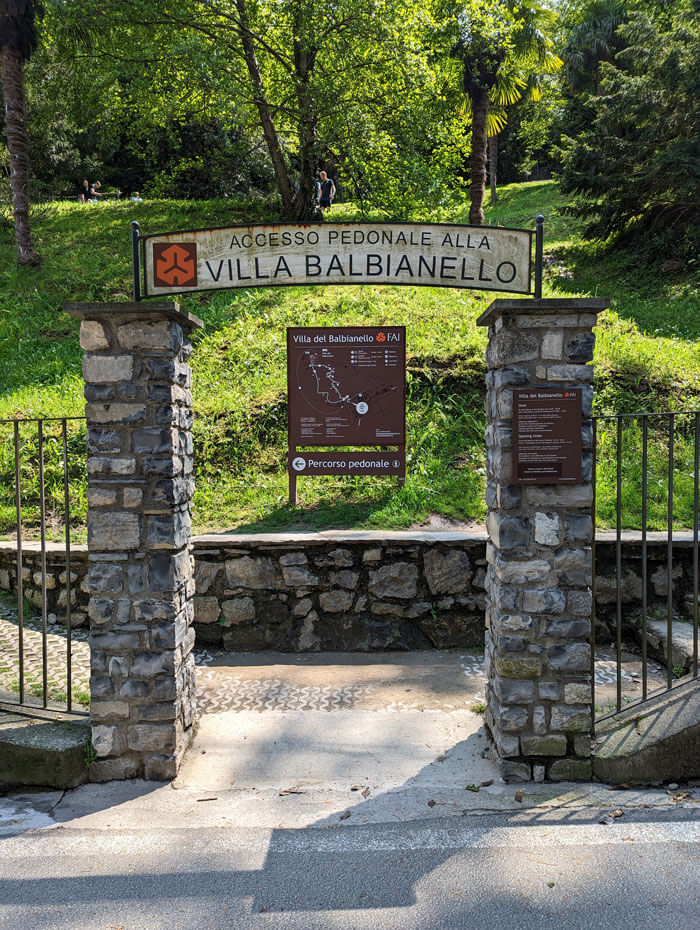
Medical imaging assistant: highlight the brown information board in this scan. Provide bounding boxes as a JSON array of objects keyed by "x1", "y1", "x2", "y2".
[
  {"x1": 512, "y1": 388, "x2": 582, "y2": 484},
  {"x1": 287, "y1": 326, "x2": 406, "y2": 500}
]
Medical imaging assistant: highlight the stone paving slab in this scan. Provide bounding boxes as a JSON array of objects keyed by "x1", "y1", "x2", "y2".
[
  {"x1": 0, "y1": 611, "x2": 90, "y2": 709},
  {"x1": 194, "y1": 651, "x2": 486, "y2": 714}
]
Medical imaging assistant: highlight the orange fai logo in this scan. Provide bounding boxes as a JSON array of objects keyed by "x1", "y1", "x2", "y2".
[
  {"x1": 376, "y1": 331, "x2": 386, "y2": 343},
  {"x1": 153, "y1": 242, "x2": 198, "y2": 288}
]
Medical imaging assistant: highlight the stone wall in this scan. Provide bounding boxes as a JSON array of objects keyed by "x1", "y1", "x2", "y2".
[
  {"x1": 1, "y1": 531, "x2": 697, "y2": 651},
  {"x1": 0, "y1": 542, "x2": 89, "y2": 627},
  {"x1": 192, "y1": 532, "x2": 485, "y2": 651}
]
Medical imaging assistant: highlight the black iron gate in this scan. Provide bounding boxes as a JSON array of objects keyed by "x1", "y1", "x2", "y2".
[
  {"x1": 591, "y1": 410, "x2": 699, "y2": 732},
  {"x1": 0, "y1": 416, "x2": 88, "y2": 716}
]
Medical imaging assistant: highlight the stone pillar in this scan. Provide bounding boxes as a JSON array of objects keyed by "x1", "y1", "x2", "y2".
[
  {"x1": 65, "y1": 301, "x2": 203, "y2": 781},
  {"x1": 477, "y1": 298, "x2": 608, "y2": 783}
]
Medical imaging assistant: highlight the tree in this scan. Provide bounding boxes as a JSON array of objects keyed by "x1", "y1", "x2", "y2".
[
  {"x1": 58, "y1": 0, "x2": 460, "y2": 220},
  {"x1": 495, "y1": 75, "x2": 564, "y2": 184},
  {"x1": 451, "y1": 0, "x2": 561, "y2": 224},
  {"x1": 558, "y1": 0, "x2": 700, "y2": 254},
  {"x1": 487, "y1": 56, "x2": 562, "y2": 204},
  {"x1": 20, "y1": 1, "x2": 273, "y2": 201},
  {"x1": 205, "y1": 0, "x2": 460, "y2": 219},
  {"x1": 0, "y1": 0, "x2": 42, "y2": 264},
  {"x1": 562, "y1": 0, "x2": 626, "y2": 94},
  {"x1": 553, "y1": 0, "x2": 627, "y2": 148}
]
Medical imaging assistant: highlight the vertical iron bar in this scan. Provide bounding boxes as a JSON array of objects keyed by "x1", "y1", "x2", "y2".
[
  {"x1": 38, "y1": 420, "x2": 48, "y2": 707},
  {"x1": 615, "y1": 416, "x2": 622, "y2": 710},
  {"x1": 131, "y1": 220, "x2": 142, "y2": 301},
  {"x1": 13, "y1": 421, "x2": 24, "y2": 705},
  {"x1": 616, "y1": 416, "x2": 623, "y2": 712},
  {"x1": 667, "y1": 414, "x2": 674, "y2": 691},
  {"x1": 693, "y1": 412, "x2": 699, "y2": 679},
  {"x1": 289, "y1": 447, "x2": 297, "y2": 506},
  {"x1": 62, "y1": 420, "x2": 73, "y2": 712},
  {"x1": 534, "y1": 215, "x2": 544, "y2": 299},
  {"x1": 641, "y1": 416, "x2": 648, "y2": 700},
  {"x1": 590, "y1": 417, "x2": 597, "y2": 735}
]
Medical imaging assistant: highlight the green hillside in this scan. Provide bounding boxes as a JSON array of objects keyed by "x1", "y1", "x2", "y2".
[{"x1": 1, "y1": 181, "x2": 699, "y2": 537}]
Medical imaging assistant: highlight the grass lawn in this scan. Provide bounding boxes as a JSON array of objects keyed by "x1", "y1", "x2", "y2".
[{"x1": 0, "y1": 181, "x2": 698, "y2": 538}]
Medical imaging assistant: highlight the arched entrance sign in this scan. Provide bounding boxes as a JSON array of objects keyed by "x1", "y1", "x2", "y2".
[{"x1": 132, "y1": 219, "x2": 540, "y2": 301}]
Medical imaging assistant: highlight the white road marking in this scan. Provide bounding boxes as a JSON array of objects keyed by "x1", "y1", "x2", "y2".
[{"x1": 0, "y1": 818, "x2": 698, "y2": 860}]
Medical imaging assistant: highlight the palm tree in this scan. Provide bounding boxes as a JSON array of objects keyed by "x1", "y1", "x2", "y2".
[
  {"x1": 453, "y1": 0, "x2": 561, "y2": 224},
  {"x1": 563, "y1": 0, "x2": 626, "y2": 95},
  {"x1": 0, "y1": 0, "x2": 42, "y2": 265}
]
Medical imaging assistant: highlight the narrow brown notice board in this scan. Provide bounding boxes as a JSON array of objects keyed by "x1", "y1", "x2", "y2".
[
  {"x1": 287, "y1": 326, "x2": 406, "y2": 501},
  {"x1": 512, "y1": 388, "x2": 582, "y2": 484}
]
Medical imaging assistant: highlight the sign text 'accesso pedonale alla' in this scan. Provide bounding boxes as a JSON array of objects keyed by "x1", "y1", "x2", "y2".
[{"x1": 142, "y1": 222, "x2": 532, "y2": 296}]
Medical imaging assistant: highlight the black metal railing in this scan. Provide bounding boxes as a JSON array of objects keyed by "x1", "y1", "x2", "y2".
[
  {"x1": 591, "y1": 410, "x2": 700, "y2": 730},
  {"x1": 0, "y1": 416, "x2": 88, "y2": 716}
]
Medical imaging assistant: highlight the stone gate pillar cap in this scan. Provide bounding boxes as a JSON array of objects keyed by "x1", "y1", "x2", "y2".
[
  {"x1": 64, "y1": 301, "x2": 203, "y2": 331},
  {"x1": 477, "y1": 297, "x2": 609, "y2": 328}
]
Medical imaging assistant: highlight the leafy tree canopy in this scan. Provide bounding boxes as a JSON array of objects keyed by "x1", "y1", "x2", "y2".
[
  {"x1": 17, "y1": 0, "x2": 467, "y2": 217},
  {"x1": 558, "y1": 0, "x2": 700, "y2": 255}
]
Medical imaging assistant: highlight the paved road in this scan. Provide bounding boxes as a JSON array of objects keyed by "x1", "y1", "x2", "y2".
[
  {"x1": 1, "y1": 648, "x2": 697, "y2": 928},
  {"x1": 1, "y1": 805, "x2": 699, "y2": 929}
]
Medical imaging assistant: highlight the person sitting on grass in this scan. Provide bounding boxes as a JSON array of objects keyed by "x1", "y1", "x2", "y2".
[{"x1": 89, "y1": 181, "x2": 104, "y2": 202}]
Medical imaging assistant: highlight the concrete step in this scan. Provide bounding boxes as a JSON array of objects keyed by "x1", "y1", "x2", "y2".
[
  {"x1": 626, "y1": 614, "x2": 698, "y2": 673},
  {"x1": 0, "y1": 710, "x2": 90, "y2": 790},
  {"x1": 592, "y1": 677, "x2": 700, "y2": 785}
]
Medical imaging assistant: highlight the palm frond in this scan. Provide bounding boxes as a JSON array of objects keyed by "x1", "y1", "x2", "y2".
[
  {"x1": 491, "y1": 70, "x2": 527, "y2": 106},
  {"x1": 486, "y1": 108, "x2": 508, "y2": 135}
]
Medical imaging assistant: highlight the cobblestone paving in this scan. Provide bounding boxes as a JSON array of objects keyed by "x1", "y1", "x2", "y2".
[
  {"x1": 0, "y1": 610, "x2": 90, "y2": 708},
  {"x1": 0, "y1": 611, "x2": 669, "y2": 716},
  {"x1": 194, "y1": 671, "x2": 375, "y2": 713}
]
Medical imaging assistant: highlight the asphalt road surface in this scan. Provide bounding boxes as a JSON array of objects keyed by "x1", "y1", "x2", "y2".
[
  {"x1": 1, "y1": 650, "x2": 698, "y2": 928},
  {"x1": 1, "y1": 805, "x2": 699, "y2": 930}
]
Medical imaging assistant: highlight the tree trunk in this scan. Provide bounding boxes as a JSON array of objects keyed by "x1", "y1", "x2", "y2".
[
  {"x1": 292, "y1": 25, "x2": 318, "y2": 221},
  {"x1": 489, "y1": 135, "x2": 498, "y2": 206},
  {"x1": 235, "y1": 0, "x2": 296, "y2": 218},
  {"x1": 294, "y1": 86, "x2": 318, "y2": 221},
  {"x1": 0, "y1": 46, "x2": 41, "y2": 266},
  {"x1": 469, "y1": 85, "x2": 489, "y2": 225}
]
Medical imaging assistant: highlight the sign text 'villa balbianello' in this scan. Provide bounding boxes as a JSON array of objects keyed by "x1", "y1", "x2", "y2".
[{"x1": 140, "y1": 222, "x2": 533, "y2": 297}]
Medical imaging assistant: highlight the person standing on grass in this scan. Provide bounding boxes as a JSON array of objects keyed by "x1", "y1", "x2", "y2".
[{"x1": 318, "y1": 171, "x2": 336, "y2": 212}]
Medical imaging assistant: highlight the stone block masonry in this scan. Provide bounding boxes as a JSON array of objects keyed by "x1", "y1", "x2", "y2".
[
  {"x1": 64, "y1": 302, "x2": 203, "y2": 782},
  {"x1": 2, "y1": 532, "x2": 696, "y2": 651},
  {"x1": 478, "y1": 298, "x2": 609, "y2": 783},
  {"x1": 192, "y1": 531, "x2": 486, "y2": 651}
]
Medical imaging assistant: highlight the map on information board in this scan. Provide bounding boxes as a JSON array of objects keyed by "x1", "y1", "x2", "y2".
[{"x1": 287, "y1": 327, "x2": 405, "y2": 446}]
